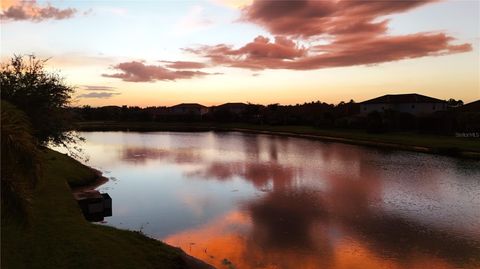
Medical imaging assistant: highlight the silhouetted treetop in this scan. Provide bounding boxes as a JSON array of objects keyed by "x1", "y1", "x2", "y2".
[{"x1": 1, "y1": 55, "x2": 76, "y2": 146}]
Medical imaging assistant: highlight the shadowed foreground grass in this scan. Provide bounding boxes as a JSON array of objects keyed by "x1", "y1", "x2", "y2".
[
  {"x1": 76, "y1": 121, "x2": 480, "y2": 158},
  {"x1": 1, "y1": 149, "x2": 211, "y2": 269}
]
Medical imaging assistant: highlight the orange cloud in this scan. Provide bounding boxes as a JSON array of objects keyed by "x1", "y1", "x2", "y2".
[{"x1": 1, "y1": 0, "x2": 77, "y2": 22}]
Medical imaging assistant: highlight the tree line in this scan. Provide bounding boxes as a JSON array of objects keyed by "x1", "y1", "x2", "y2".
[{"x1": 71, "y1": 99, "x2": 478, "y2": 135}]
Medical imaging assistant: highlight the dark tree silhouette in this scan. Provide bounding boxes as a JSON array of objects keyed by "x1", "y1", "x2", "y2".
[
  {"x1": 447, "y1": 98, "x2": 464, "y2": 107},
  {"x1": 0, "y1": 55, "x2": 79, "y2": 147},
  {"x1": 1, "y1": 100, "x2": 40, "y2": 223}
]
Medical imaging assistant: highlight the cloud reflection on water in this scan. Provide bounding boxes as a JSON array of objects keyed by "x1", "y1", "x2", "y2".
[{"x1": 79, "y1": 131, "x2": 480, "y2": 269}]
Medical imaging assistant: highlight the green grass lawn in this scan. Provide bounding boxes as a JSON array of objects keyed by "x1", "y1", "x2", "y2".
[
  {"x1": 76, "y1": 121, "x2": 480, "y2": 157},
  {"x1": 1, "y1": 149, "x2": 209, "y2": 269}
]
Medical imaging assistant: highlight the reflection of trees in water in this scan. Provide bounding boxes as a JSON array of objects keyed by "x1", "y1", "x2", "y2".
[
  {"x1": 247, "y1": 189, "x2": 328, "y2": 250},
  {"x1": 245, "y1": 189, "x2": 334, "y2": 268},
  {"x1": 244, "y1": 172, "x2": 480, "y2": 267},
  {"x1": 119, "y1": 137, "x2": 480, "y2": 267},
  {"x1": 342, "y1": 213, "x2": 480, "y2": 266},
  {"x1": 189, "y1": 159, "x2": 480, "y2": 267},
  {"x1": 120, "y1": 147, "x2": 201, "y2": 164}
]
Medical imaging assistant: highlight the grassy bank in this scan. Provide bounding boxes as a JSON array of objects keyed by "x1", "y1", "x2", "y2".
[
  {"x1": 1, "y1": 148, "x2": 213, "y2": 269},
  {"x1": 76, "y1": 121, "x2": 480, "y2": 158}
]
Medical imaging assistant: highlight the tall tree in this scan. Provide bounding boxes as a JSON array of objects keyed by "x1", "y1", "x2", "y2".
[{"x1": 0, "y1": 55, "x2": 78, "y2": 147}]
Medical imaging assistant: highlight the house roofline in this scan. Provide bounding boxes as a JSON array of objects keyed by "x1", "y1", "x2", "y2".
[{"x1": 360, "y1": 93, "x2": 446, "y2": 104}]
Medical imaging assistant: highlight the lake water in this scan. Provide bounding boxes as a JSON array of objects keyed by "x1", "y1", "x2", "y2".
[{"x1": 78, "y1": 131, "x2": 480, "y2": 269}]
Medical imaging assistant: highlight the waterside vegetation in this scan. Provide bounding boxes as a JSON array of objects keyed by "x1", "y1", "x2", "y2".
[
  {"x1": 76, "y1": 121, "x2": 480, "y2": 159},
  {"x1": 1, "y1": 148, "x2": 214, "y2": 269}
]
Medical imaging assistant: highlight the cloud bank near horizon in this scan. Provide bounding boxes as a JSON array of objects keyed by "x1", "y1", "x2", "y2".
[
  {"x1": 81, "y1": 85, "x2": 116, "y2": 91},
  {"x1": 77, "y1": 92, "x2": 121, "y2": 99}
]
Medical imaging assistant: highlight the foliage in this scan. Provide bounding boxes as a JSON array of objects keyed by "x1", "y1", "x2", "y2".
[
  {"x1": 1, "y1": 100, "x2": 40, "y2": 223},
  {"x1": 447, "y1": 98, "x2": 464, "y2": 107},
  {"x1": 0, "y1": 55, "x2": 79, "y2": 147},
  {"x1": 366, "y1": 111, "x2": 386, "y2": 133},
  {"x1": 72, "y1": 97, "x2": 479, "y2": 135},
  {"x1": 1, "y1": 149, "x2": 200, "y2": 269},
  {"x1": 49, "y1": 151, "x2": 97, "y2": 187}
]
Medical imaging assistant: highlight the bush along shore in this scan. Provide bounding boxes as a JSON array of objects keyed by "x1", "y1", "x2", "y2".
[
  {"x1": 75, "y1": 121, "x2": 480, "y2": 159},
  {"x1": 1, "y1": 148, "x2": 215, "y2": 269}
]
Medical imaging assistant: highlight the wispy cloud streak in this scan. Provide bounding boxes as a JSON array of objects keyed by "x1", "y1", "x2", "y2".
[
  {"x1": 102, "y1": 61, "x2": 213, "y2": 82},
  {"x1": 78, "y1": 92, "x2": 120, "y2": 99}
]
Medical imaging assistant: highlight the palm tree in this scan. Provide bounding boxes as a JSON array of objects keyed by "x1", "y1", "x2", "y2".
[{"x1": 1, "y1": 100, "x2": 41, "y2": 223}]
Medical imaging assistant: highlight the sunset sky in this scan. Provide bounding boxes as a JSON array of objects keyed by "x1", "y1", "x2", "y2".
[{"x1": 1, "y1": 0, "x2": 479, "y2": 107}]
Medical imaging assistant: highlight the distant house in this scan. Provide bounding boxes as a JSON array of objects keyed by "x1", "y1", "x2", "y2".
[
  {"x1": 360, "y1": 94, "x2": 447, "y2": 116},
  {"x1": 169, "y1": 103, "x2": 209, "y2": 116},
  {"x1": 455, "y1": 100, "x2": 480, "y2": 133},
  {"x1": 212, "y1": 102, "x2": 248, "y2": 114},
  {"x1": 457, "y1": 100, "x2": 480, "y2": 112}
]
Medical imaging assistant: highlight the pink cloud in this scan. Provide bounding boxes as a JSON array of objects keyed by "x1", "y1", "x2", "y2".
[
  {"x1": 185, "y1": 32, "x2": 471, "y2": 71},
  {"x1": 241, "y1": 0, "x2": 439, "y2": 38},
  {"x1": 1, "y1": 0, "x2": 77, "y2": 22},
  {"x1": 184, "y1": 0, "x2": 471, "y2": 71},
  {"x1": 235, "y1": 36, "x2": 306, "y2": 59},
  {"x1": 102, "y1": 61, "x2": 212, "y2": 82},
  {"x1": 184, "y1": 35, "x2": 307, "y2": 70},
  {"x1": 160, "y1": 61, "x2": 208, "y2": 69},
  {"x1": 292, "y1": 33, "x2": 472, "y2": 70}
]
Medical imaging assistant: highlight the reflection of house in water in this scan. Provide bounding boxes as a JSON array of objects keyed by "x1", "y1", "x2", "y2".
[{"x1": 75, "y1": 190, "x2": 112, "y2": 222}]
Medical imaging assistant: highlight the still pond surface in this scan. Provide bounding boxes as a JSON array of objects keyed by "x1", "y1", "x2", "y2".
[{"x1": 80, "y1": 131, "x2": 480, "y2": 269}]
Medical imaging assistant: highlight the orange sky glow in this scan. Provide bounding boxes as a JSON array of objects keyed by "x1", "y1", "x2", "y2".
[{"x1": 1, "y1": 0, "x2": 479, "y2": 107}]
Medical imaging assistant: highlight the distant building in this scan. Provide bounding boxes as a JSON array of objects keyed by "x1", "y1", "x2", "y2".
[
  {"x1": 169, "y1": 103, "x2": 209, "y2": 116},
  {"x1": 360, "y1": 94, "x2": 447, "y2": 116},
  {"x1": 212, "y1": 102, "x2": 248, "y2": 114},
  {"x1": 457, "y1": 100, "x2": 480, "y2": 112},
  {"x1": 455, "y1": 100, "x2": 480, "y2": 133}
]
